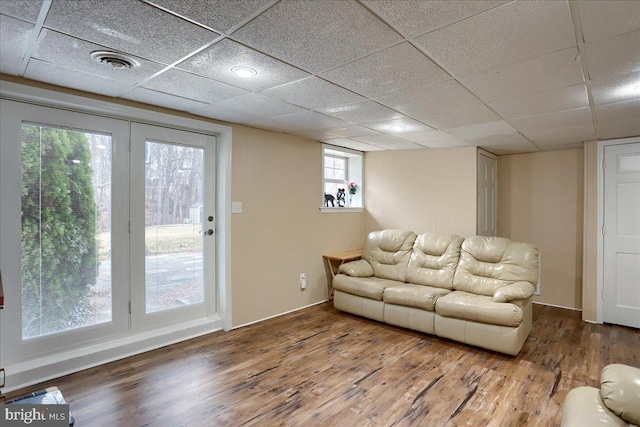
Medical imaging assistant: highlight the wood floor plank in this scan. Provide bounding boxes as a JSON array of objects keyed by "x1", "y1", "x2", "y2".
[{"x1": 3, "y1": 303, "x2": 638, "y2": 426}]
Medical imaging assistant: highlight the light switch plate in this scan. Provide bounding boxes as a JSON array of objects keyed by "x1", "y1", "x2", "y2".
[{"x1": 232, "y1": 201, "x2": 243, "y2": 214}]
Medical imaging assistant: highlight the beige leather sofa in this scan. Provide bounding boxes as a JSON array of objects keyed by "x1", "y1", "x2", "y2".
[
  {"x1": 562, "y1": 364, "x2": 640, "y2": 426},
  {"x1": 333, "y1": 229, "x2": 539, "y2": 355}
]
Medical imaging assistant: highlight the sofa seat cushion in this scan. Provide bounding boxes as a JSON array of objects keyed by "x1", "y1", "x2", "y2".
[
  {"x1": 435, "y1": 291, "x2": 523, "y2": 327},
  {"x1": 600, "y1": 364, "x2": 640, "y2": 425},
  {"x1": 333, "y1": 274, "x2": 402, "y2": 301},
  {"x1": 383, "y1": 283, "x2": 451, "y2": 311}
]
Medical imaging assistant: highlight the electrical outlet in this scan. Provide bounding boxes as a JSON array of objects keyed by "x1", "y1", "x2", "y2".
[{"x1": 300, "y1": 273, "x2": 306, "y2": 290}]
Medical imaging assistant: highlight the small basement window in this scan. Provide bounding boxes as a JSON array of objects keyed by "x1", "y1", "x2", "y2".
[{"x1": 322, "y1": 144, "x2": 363, "y2": 212}]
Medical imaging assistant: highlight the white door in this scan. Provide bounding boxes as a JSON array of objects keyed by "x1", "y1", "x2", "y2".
[
  {"x1": 130, "y1": 123, "x2": 216, "y2": 331},
  {"x1": 603, "y1": 142, "x2": 640, "y2": 329},
  {"x1": 477, "y1": 152, "x2": 497, "y2": 236}
]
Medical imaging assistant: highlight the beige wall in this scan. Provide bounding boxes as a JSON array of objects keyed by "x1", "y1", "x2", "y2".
[
  {"x1": 231, "y1": 126, "x2": 364, "y2": 326},
  {"x1": 498, "y1": 149, "x2": 584, "y2": 309},
  {"x1": 364, "y1": 147, "x2": 478, "y2": 237}
]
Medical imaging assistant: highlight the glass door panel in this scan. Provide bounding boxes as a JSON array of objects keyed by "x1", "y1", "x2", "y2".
[
  {"x1": 21, "y1": 123, "x2": 113, "y2": 339},
  {"x1": 144, "y1": 141, "x2": 205, "y2": 314}
]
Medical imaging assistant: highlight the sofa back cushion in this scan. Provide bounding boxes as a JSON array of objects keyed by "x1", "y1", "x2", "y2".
[
  {"x1": 362, "y1": 230, "x2": 417, "y2": 282},
  {"x1": 406, "y1": 233, "x2": 464, "y2": 289},
  {"x1": 600, "y1": 364, "x2": 640, "y2": 425},
  {"x1": 453, "y1": 236, "x2": 539, "y2": 296}
]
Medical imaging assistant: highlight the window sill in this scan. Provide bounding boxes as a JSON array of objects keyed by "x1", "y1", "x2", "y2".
[{"x1": 320, "y1": 207, "x2": 364, "y2": 213}]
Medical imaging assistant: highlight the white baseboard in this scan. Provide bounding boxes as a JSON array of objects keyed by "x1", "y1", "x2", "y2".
[
  {"x1": 232, "y1": 300, "x2": 328, "y2": 330},
  {"x1": 532, "y1": 301, "x2": 582, "y2": 311}
]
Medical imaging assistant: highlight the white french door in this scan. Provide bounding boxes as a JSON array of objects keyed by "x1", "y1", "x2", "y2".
[
  {"x1": 0, "y1": 101, "x2": 217, "y2": 367},
  {"x1": 603, "y1": 142, "x2": 640, "y2": 329},
  {"x1": 0, "y1": 100, "x2": 130, "y2": 362},
  {"x1": 130, "y1": 123, "x2": 216, "y2": 331}
]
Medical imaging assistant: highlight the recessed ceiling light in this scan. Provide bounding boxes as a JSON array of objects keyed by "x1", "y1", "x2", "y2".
[
  {"x1": 231, "y1": 66, "x2": 257, "y2": 78},
  {"x1": 91, "y1": 51, "x2": 139, "y2": 69},
  {"x1": 391, "y1": 125, "x2": 406, "y2": 131}
]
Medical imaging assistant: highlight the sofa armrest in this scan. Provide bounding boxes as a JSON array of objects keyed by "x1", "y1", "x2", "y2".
[
  {"x1": 338, "y1": 260, "x2": 373, "y2": 277},
  {"x1": 600, "y1": 364, "x2": 640, "y2": 425},
  {"x1": 492, "y1": 281, "x2": 535, "y2": 303}
]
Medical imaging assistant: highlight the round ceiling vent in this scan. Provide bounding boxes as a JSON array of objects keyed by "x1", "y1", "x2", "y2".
[{"x1": 91, "y1": 51, "x2": 139, "y2": 69}]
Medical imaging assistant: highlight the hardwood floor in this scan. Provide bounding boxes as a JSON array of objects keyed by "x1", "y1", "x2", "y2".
[{"x1": 4, "y1": 303, "x2": 639, "y2": 426}]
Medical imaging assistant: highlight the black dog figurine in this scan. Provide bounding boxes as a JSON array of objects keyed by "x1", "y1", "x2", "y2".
[
  {"x1": 324, "y1": 193, "x2": 335, "y2": 207},
  {"x1": 336, "y1": 188, "x2": 346, "y2": 207}
]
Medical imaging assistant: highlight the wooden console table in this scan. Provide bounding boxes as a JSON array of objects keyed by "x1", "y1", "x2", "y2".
[{"x1": 322, "y1": 249, "x2": 362, "y2": 300}]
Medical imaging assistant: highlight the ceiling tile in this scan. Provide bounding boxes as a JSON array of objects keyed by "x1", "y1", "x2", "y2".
[
  {"x1": 262, "y1": 77, "x2": 366, "y2": 110},
  {"x1": 414, "y1": 1, "x2": 575, "y2": 77},
  {"x1": 398, "y1": 129, "x2": 462, "y2": 143},
  {"x1": 0, "y1": 0, "x2": 42, "y2": 23},
  {"x1": 510, "y1": 107, "x2": 594, "y2": 131},
  {"x1": 594, "y1": 98, "x2": 640, "y2": 139},
  {"x1": 466, "y1": 132, "x2": 531, "y2": 147},
  {"x1": 459, "y1": 47, "x2": 584, "y2": 102},
  {"x1": 353, "y1": 134, "x2": 414, "y2": 145},
  {"x1": 416, "y1": 99, "x2": 501, "y2": 129},
  {"x1": 518, "y1": 126, "x2": 596, "y2": 147},
  {"x1": 231, "y1": 0, "x2": 402, "y2": 73},
  {"x1": 591, "y1": 71, "x2": 640, "y2": 105},
  {"x1": 213, "y1": 93, "x2": 306, "y2": 118},
  {"x1": 378, "y1": 79, "x2": 478, "y2": 118},
  {"x1": 317, "y1": 101, "x2": 403, "y2": 124},
  {"x1": 288, "y1": 128, "x2": 343, "y2": 141},
  {"x1": 176, "y1": 39, "x2": 310, "y2": 92},
  {"x1": 361, "y1": 0, "x2": 507, "y2": 38},
  {"x1": 123, "y1": 87, "x2": 210, "y2": 112},
  {"x1": 319, "y1": 42, "x2": 450, "y2": 99},
  {"x1": 444, "y1": 121, "x2": 520, "y2": 141},
  {"x1": 482, "y1": 142, "x2": 540, "y2": 155},
  {"x1": 272, "y1": 111, "x2": 347, "y2": 130},
  {"x1": 322, "y1": 138, "x2": 384, "y2": 151},
  {"x1": 0, "y1": 15, "x2": 33, "y2": 75},
  {"x1": 143, "y1": 68, "x2": 249, "y2": 104},
  {"x1": 190, "y1": 104, "x2": 262, "y2": 124},
  {"x1": 585, "y1": 30, "x2": 640, "y2": 79},
  {"x1": 488, "y1": 84, "x2": 589, "y2": 119},
  {"x1": 323, "y1": 124, "x2": 381, "y2": 138},
  {"x1": 33, "y1": 29, "x2": 165, "y2": 87},
  {"x1": 412, "y1": 139, "x2": 472, "y2": 149},
  {"x1": 360, "y1": 117, "x2": 432, "y2": 135},
  {"x1": 578, "y1": 0, "x2": 640, "y2": 42},
  {"x1": 373, "y1": 141, "x2": 425, "y2": 150},
  {"x1": 510, "y1": 108, "x2": 596, "y2": 146},
  {"x1": 44, "y1": 0, "x2": 219, "y2": 65},
  {"x1": 146, "y1": 0, "x2": 274, "y2": 34},
  {"x1": 24, "y1": 59, "x2": 125, "y2": 97}
]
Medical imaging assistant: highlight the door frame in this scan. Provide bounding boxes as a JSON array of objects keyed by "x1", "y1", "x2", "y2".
[{"x1": 596, "y1": 136, "x2": 640, "y2": 324}]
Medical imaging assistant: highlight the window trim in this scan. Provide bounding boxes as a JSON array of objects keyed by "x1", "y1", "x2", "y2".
[{"x1": 321, "y1": 144, "x2": 364, "y2": 213}]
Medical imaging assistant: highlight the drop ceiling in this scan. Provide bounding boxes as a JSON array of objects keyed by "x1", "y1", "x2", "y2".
[{"x1": 1, "y1": 0, "x2": 639, "y2": 154}]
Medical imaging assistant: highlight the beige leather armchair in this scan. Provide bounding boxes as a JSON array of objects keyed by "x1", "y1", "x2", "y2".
[{"x1": 562, "y1": 364, "x2": 640, "y2": 426}]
